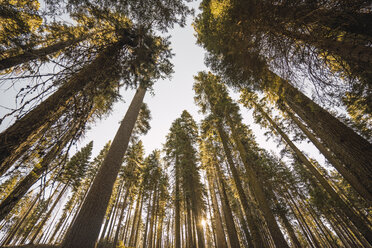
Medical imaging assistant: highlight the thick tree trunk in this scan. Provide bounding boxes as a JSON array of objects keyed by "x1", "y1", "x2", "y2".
[
  {"x1": 0, "y1": 40, "x2": 125, "y2": 170},
  {"x1": 271, "y1": 75, "x2": 372, "y2": 193},
  {"x1": 60, "y1": 87, "x2": 146, "y2": 248},
  {"x1": 258, "y1": 103, "x2": 372, "y2": 244},
  {"x1": 282, "y1": 104, "x2": 372, "y2": 202}
]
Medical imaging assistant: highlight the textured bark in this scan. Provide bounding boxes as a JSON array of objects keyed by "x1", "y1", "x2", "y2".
[
  {"x1": 283, "y1": 104, "x2": 372, "y2": 202},
  {"x1": 214, "y1": 162, "x2": 241, "y2": 248},
  {"x1": 258, "y1": 103, "x2": 372, "y2": 244},
  {"x1": 0, "y1": 37, "x2": 87, "y2": 71},
  {"x1": 0, "y1": 39, "x2": 126, "y2": 170},
  {"x1": 61, "y1": 87, "x2": 146, "y2": 248},
  {"x1": 272, "y1": 76, "x2": 372, "y2": 193}
]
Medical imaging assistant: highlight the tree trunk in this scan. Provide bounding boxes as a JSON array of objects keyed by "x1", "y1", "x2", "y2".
[
  {"x1": 206, "y1": 168, "x2": 228, "y2": 248},
  {"x1": 61, "y1": 87, "x2": 146, "y2": 248},
  {"x1": 112, "y1": 186, "x2": 130, "y2": 247},
  {"x1": 174, "y1": 156, "x2": 181, "y2": 248},
  {"x1": 214, "y1": 162, "x2": 241, "y2": 248},
  {"x1": 0, "y1": 39, "x2": 126, "y2": 170},
  {"x1": 257, "y1": 102, "x2": 372, "y2": 244},
  {"x1": 215, "y1": 122, "x2": 261, "y2": 248},
  {"x1": 29, "y1": 183, "x2": 68, "y2": 244},
  {"x1": 272, "y1": 75, "x2": 372, "y2": 193},
  {"x1": 224, "y1": 119, "x2": 290, "y2": 248},
  {"x1": 282, "y1": 103, "x2": 372, "y2": 203}
]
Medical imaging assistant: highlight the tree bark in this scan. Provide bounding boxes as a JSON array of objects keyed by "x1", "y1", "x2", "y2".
[
  {"x1": 271, "y1": 75, "x2": 372, "y2": 193},
  {"x1": 257, "y1": 102, "x2": 372, "y2": 244},
  {"x1": 214, "y1": 162, "x2": 241, "y2": 248},
  {"x1": 0, "y1": 39, "x2": 127, "y2": 170},
  {"x1": 282, "y1": 103, "x2": 372, "y2": 202},
  {"x1": 60, "y1": 87, "x2": 146, "y2": 248}
]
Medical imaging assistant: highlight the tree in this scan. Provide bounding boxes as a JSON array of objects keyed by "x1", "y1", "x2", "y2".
[{"x1": 165, "y1": 110, "x2": 206, "y2": 248}]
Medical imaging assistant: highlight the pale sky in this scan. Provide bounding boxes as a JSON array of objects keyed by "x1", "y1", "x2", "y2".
[{"x1": 0, "y1": 1, "x2": 327, "y2": 170}]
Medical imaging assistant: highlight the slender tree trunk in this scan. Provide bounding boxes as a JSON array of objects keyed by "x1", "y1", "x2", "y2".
[
  {"x1": 278, "y1": 210, "x2": 302, "y2": 248},
  {"x1": 29, "y1": 183, "x2": 68, "y2": 244},
  {"x1": 61, "y1": 87, "x2": 146, "y2": 248},
  {"x1": 133, "y1": 191, "x2": 144, "y2": 247},
  {"x1": 113, "y1": 186, "x2": 130, "y2": 247},
  {"x1": 1, "y1": 192, "x2": 40, "y2": 246},
  {"x1": 206, "y1": 168, "x2": 228, "y2": 248},
  {"x1": 282, "y1": 103, "x2": 372, "y2": 202},
  {"x1": 174, "y1": 156, "x2": 181, "y2": 248},
  {"x1": 148, "y1": 186, "x2": 158, "y2": 248},
  {"x1": 215, "y1": 122, "x2": 262, "y2": 248},
  {"x1": 128, "y1": 190, "x2": 142, "y2": 246},
  {"x1": 222, "y1": 119, "x2": 289, "y2": 248},
  {"x1": 143, "y1": 190, "x2": 153, "y2": 248},
  {"x1": 214, "y1": 162, "x2": 241, "y2": 248},
  {"x1": 271, "y1": 75, "x2": 372, "y2": 192}
]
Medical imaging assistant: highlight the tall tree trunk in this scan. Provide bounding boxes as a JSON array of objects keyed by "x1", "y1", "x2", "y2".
[
  {"x1": 29, "y1": 183, "x2": 68, "y2": 244},
  {"x1": 1, "y1": 192, "x2": 40, "y2": 246},
  {"x1": 270, "y1": 74, "x2": 372, "y2": 192},
  {"x1": 215, "y1": 122, "x2": 261, "y2": 248},
  {"x1": 281, "y1": 103, "x2": 372, "y2": 202},
  {"x1": 214, "y1": 161, "x2": 241, "y2": 248},
  {"x1": 143, "y1": 190, "x2": 153, "y2": 248},
  {"x1": 257, "y1": 102, "x2": 372, "y2": 244},
  {"x1": 206, "y1": 168, "x2": 228, "y2": 248},
  {"x1": 112, "y1": 186, "x2": 130, "y2": 247},
  {"x1": 61, "y1": 87, "x2": 146, "y2": 248},
  {"x1": 174, "y1": 156, "x2": 181, "y2": 248},
  {"x1": 223, "y1": 119, "x2": 289, "y2": 248},
  {"x1": 0, "y1": 38, "x2": 128, "y2": 170},
  {"x1": 148, "y1": 186, "x2": 158, "y2": 248}
]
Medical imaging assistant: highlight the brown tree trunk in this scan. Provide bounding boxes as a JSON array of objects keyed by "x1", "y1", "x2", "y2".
[
  {"x1": 206, "y1": 168, "x2": 228, "y2": 248},
  {"x1": 0, "y1": 39, "x2": 127, "y2": 170},
  {"x1": 214, "y1": 162, "x2": 241, "y2": 248},
  {"x1": 215, "y1": 122, "x2": 262, "y2": 248},
  {"x1": 61, "y1": 87, "x2": 146, "y2": 248},
  {"x1": 271, "y1": 75, "x2": 372, "y2": 193},
  {"x1": 282, "y1": 103, "x2": 372, "y2": 202},
  {"x1": 112, "y1": 186, "x2": 130, "y2": 247},
  {"x1": 174, "y1": 156, "x2": 181, "y2": 248},
  {"x1": 29, "y1": 183, "x2": 68, "y2": 244},
  {"x1": 257, "y1": 102, "x2": 372, "y2": 244},
  {"x1": 225, "y1": 119, "x2": 290, "y2": 248}
]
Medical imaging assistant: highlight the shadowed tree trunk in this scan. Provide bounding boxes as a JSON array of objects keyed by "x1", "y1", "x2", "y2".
[
  {"x1": 61, "y1": 86, "x2": 146, "y2": 248},
  {"x1": 270, "y1": 74, "x2": 372, "y2": 193},
  {"x1": 0, "y1": 36, "x2": 135, "y2": 171},
  {"x1": 281, "y1": 103, "x2": 372, "y2": 202}
]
